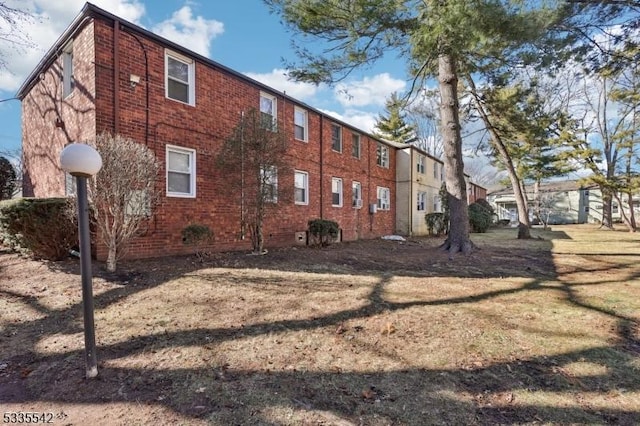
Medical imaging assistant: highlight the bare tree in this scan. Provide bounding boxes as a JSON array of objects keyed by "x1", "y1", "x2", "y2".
[
  {"x1": 0, "y1": 3, "x2": 38, "y2": 71},
  {"x1": 216, "y1": 108, "x2": 292, "y2": 254},
  {"x1": 407, "y1": 88, "x2": 443, "y2": 158},
  {"x1": 90, "y1": 133, "x2": 161, "y2": 272}
]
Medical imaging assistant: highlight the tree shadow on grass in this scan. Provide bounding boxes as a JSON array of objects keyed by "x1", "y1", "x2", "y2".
[{"x1": 1, "y1": 227, "x2": 639, "y2": 424}]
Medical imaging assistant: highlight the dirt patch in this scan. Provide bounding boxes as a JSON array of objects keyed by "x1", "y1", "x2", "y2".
[{"x1": 1, "y1": 226, "x2": 639, "y2": 425}]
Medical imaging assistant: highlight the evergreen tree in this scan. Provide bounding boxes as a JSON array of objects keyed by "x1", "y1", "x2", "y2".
[
  {"x1": 0, "y1": 156, "x2": 17, "y2": 200},
  {"x1": 374, "y1": 92, "x2": 416, "y2": 144}
]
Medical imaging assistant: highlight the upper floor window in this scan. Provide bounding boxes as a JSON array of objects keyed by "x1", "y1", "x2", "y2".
[
  {"x1": 62, "y1": 42, "x2": 74, "y2": 98},
  {"x1": 332, "y1": 177, "x2": 343, "y2": 207},
  {"x1": 376, "y1": 144, "x2": 389, "y2": 168},
  {"x1": 294, "y1": 170, "x2": 308, "y2": 205},
  {"x1": 352, "y1": 133, "x2": 361, "y2": 158},
  {"x1": 417, "y1": 191, "x2": 426, "y2": 211},
  {"x1": 352, "y1": 181, "x2": 362, "y2": 208},
  {"x1": 166, "y1": 145, "x2": 196, "y2": 197},
  {"x1": 260, "y1": 92, "x2": 277, "y2": 130},
  {"x1": 261, "y1": 166, "x2": 278, "y2": 203},
  {"x1": 417, "y1": 155, "x2": 425, "y2": 174},
  {"x1": 433, "y1": 162, "x2": 439, "y2": 179},
  {"x1": 331, "y1": 124, "x2": 342, "y2": 152},
  {"x1": 377, "y1": 186, "x2": 390, "y2": 210},
  {"x1": 294, "y1": 107, "x2": 308, "y2": 141},
  {"x1": 165, "y1": 50, "x2": 195, "y2": 105}
]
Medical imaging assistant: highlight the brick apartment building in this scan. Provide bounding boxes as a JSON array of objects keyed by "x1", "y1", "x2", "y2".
[{"x1": 17, "y1": 2, "x2": 399, "y2": 260}]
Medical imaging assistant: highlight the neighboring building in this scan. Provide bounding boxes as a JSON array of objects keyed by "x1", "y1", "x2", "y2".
[
  {"x1": 466, "y1": 177, "x2": 487, "y2": 205},
  {"x1": 488, "y1": 179, "x2": 622, "y2": 224},
  {"x1": 17, "y1": 3, "x2": 397, "y2": 260},
  {"x1": 394, "y1": 144, "x2": 444, "y2": 236}
]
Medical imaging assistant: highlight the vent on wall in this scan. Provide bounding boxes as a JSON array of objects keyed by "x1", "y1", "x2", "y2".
[{"x1": 294, "y1": 231, "x2": 308, "y2": 245}]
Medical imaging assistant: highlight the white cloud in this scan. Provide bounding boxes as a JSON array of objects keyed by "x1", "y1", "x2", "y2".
[
  {"x1": 335, "y1": 73, "x2": 406, "y2": 107},
  {"x1": 244, "y1": 69, "x2": 320, "y2": 100},
  {"x1": 152, "y1": 6, "x2": 223, "y2": 57},
  {"x1": 319, "y1": 109, "x2": 377, "y2": 134}
]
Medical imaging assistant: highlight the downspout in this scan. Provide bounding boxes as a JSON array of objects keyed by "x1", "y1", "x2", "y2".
[
  {"x1": 125, "y1": 30, "x2": 150, "y2": 145},
  {"x1": 113, "y1": 19, "x2": 120, "y2": 134},
  {"x1": 320, "y1": 115, "x2": 324, "y2": 219},
  {"x1": 409, "y1": 148, "x2": 414, "y2": 236},
  {"x1": 240, "y1": 110, "x2": 245, "y2": 240}
]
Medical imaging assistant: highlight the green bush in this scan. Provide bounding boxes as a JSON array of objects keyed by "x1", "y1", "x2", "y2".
[
  {"x1": 182, "y1": 223, "x2": 213, "y2": 261},
  {"x1": 308, "y1": 218, "x2": 339, "y2": 247},
  {"x1": 425, "y1": 212, "x2": 448, "y2": 236},
  {"x1": 0, "y1": 198, "x2": 78, "y2": 260},
  {"x1": 468, "y1": 201, "x2": 493, "y2": 233}
]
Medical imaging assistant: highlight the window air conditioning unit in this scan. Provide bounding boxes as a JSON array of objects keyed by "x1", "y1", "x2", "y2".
[
  {"x1": 369, "y1": 203, "x2": 377, "y2": 214},
  {"x1": 354, "y1": 199, "x2": 363, "y2": 208}
]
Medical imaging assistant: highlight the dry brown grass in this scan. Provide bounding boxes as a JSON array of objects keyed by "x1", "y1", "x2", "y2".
[{"x1": 1, "y1": 224, "x2": 639, "y2": 425}]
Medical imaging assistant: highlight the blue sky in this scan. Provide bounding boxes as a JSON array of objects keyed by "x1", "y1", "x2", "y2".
[{"x1": 0, "y1": 0, "x2": 409, "y2": 155}]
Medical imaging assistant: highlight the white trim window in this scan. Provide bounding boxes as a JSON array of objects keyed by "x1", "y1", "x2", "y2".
[
  {"x1": 166, "y1": 145, "x2": 196, "y2": 197},
  {"x1": 294, "y1": 170, "x2": 308, "y2": 205},
  {"x1": 294, "y1": 107, "x2": 308, "y2": 141},
  {"x1": 417, "y1": 191, "x2": 426, "y2": 211},
  {"x1": 62, "y1": 42, "x2": 74, "y2": 98},
  {"x1": 65, "y1": 172, "x2": 76, "y2": 196},
  {"x1": 332, "y1": 177, "x2": 343, "y2": 207},
  {"x1": 377, "y1": 186, "x2": 390, "y2": 210},
  {"x1": 352, "y1": 181, "x2": 362, "y2": 208},
  {"x1": 434, "y1": 194, "x2": 440, "y2": 212},
  {"x1": 434, "y1": 162, "x2": 439, "y2": 179},
  {"x1": 331, "y1": 124, "x2": 342, "y2": 152},
  {"x1": 417, "y1": 155, "x2": 425, "y2": 174},
  {"x1": 352, "y1": 133, "x2": 361, "y2": 158},
  {"x1": 165, "y1": 50, "x2": 195, "y2": 105},
  {"x1": 261, "y1": 166, "x2": 278, "y2": 203},
  {"x1": 260, "y1": 92, "x2": 277, "y2": 130},
  {"x1": 376, "y1": 144, "x2": 389, "y2": 168}
]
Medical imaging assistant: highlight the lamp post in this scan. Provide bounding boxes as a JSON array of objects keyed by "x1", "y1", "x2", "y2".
[{"x1": 60, "y1": 143, "x2": 102, "y2": 379}]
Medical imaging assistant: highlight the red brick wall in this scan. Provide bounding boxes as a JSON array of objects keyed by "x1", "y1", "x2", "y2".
[{"x1": 23, "y1": 15, "x2": 398, "y2": 260}]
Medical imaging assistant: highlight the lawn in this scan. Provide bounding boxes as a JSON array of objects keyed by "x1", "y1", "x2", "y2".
[{"x1": 0, "y1": 224, "x2": 639, "y2": 425}]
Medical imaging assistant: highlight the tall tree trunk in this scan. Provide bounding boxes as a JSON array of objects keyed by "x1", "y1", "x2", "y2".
[
  {"x1": 614, "y1": 192, "x2": 636, "y2": 232},
  {"x1": 106, "y1": 243, "x2": 117, "y2": 272},
  {"x1": 627, "y1": 192, "x2": 637, "y2": 231},
  {"x1": 601, "y1": 187, "x2": 614, "y2": 229},
  {"x1": 466, "y1": 77, "x2": 531, "y2": 239},
  {"x1": 437, "y1": 53, "x2": 473, "y2": 254}
]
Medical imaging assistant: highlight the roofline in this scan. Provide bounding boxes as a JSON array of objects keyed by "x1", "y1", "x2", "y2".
[{"x1": 16, "y1": 2, "x2": 399, "y2": 148}]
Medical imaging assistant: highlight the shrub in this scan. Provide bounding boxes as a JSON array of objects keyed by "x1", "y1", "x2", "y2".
[
  {"x1": 468, "y1": 201, "x2": 493, "y2": 233},
  {"x1": 425, "y1": 212, "x2": 448, "y2": 236},
  {"x1": 182, "y1": 224, "x2": 213, "y2": 262},
  {"x1": 0, "y1": 197, "x2": 78, "y2": 260},
  {"x1": 308, "y1": 218, "x2": 339, "y2": 247}
]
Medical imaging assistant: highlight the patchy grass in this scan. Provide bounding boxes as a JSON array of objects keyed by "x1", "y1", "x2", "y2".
[{"x1": 0, "y1": 224, "x2": 639, "y2": 425}]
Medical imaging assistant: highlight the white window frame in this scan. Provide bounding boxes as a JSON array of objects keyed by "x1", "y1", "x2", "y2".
[
  {"x1": 352, "y1": 133, "x2": 361, "y2": 158},
  {"x1": 294, "y1": 107, "x2": 308, "y2": 142},
  {"x1": 434, "y1": 162, "x2": 438, "y2": 179},
  {"x1": 294, "y1": 170, "x2": 308, "y2": 205},
  {"x1": 332, "y1": 177, "x2": 343, "y2": 207},
  {"x1": 417, "y1": 191, "x2": 426, "y2": 211},
  {"x1": 165, "y1": 49, "x2": 195, "y2": 106},
  {"x1": 166, "y1": 145, "x2": 196, "y2": 198},
  {"x1": 62, "y1": 42, "x2": 74, "y2": 98},
  {"x1": 260, "y1": 92, "x2": 277, "y2": 131},
  {"x1": 377, "y1": 144, "x2": 389, "y2": 168},
  {"x1": 377, "y1": 186, "x2": 390, "y2": 210},
  {"x1": 331, "y1": 124, "x2": 342, "y2": 152},
  {"x1": 352, "y1": 181, "x2": 362, "y2": 208},
  {"x1": 417, "y1": 155, "x2": 425, "y2": 174},
  {"x1": 261, "y1": 166, "x2": 278, "y2": 203}
]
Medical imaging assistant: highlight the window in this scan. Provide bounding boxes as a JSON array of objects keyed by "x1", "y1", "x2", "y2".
[
  {"x1": 261, "y1": 166, "x2": 278, "y2": 203},
  {"x1": 332, "y1": 177, "x2": 343, "y2": 207},
  {"x1": 352, "y1": 133, "x2": 361, "y2": 158},
  {"x1": 165, "y1": 50, "x2": 195, "y2": 105},
  {"x1": 62, "y1": 42, "x2": 74, "y2": 98},
  {"x1": 376, "y1": 144, "x2": 389, "y2": 168},
  {"x1": 613, "y1": 203, "x2": 619, "y2": 214},
  {"x1": 260, "y1": 92, "x2": 277, "y2": 130},
  {"x1": 377, "y1": 186, "x2": 390, "y2": 210},
  {"x1": 417, "y1": 155, "x2": 425, "y2": 174},
  {"x1": 294, "y1": 170, "x2": 308, "y2": 205},
  {"x1": 352, "y1": 181, "x2": 362, "y2": 208},
  {"x1": 331, "y1": 124, "x2": 342, "y2": 152},
  {"x1": 65, "y1": 172, "x2": 76, "y2": 196},
  {"x1": 166, "y1": 145, "x2": 196, "y2": 197},
  {"x1": 441, "y1": 165, "x2": 444, "y2": 181},
  {"x1": 434, "y1": 162, "x2": 439, "y2": 179},
  {"x1": 433, "y1": 194, "x2": 439, "y2": 212},
  {"x1": 125, "y1": 190, "x2": 151, "y2": 217},
  {"x1": 294, "y1": 107, "x2": 308, "y2": 141},
  {"x1": 417, "y1": 191, "x2": 426, "y2": 211}
]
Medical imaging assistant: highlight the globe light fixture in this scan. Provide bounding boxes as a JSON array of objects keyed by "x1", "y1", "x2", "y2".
[{"x1": 60, "y1": 143, "x2": 102, "y2": 379}]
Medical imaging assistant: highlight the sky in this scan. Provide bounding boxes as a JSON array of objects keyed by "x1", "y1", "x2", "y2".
[{"x1": 0, "y1": 0, "x2": 409, "y2": 155}]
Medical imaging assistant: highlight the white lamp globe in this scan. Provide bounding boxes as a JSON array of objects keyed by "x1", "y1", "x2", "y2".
[{"x1": 60, "y1": 143, "x2": 102, "y2": 177}]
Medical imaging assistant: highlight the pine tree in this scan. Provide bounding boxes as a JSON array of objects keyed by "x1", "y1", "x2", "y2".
[{"x1": 374, "y1": 93, "x2": 416, "y2": 144}]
